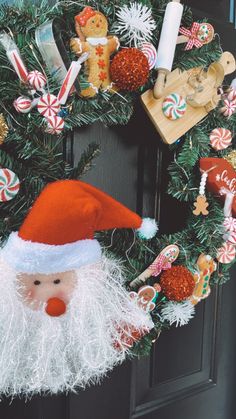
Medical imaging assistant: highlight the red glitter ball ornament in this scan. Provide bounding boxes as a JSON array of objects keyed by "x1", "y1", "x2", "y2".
[
  {"x1": 160, "y1": 265, "x2": 195, "y2": 302},
  {"x1": 110, "y1": 48, "x2": 149, "y2": 91}
]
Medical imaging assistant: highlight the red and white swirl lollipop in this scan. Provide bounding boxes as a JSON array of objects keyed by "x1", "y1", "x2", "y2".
[
  {"x1": 228, "y1": 232, "x2": 236, "y2": 246},
  {"x1": 139, "y1": 42, "x2": 157, "y2": 70},
  {"x1": 45, "y1": 116, "x2": 65, "y2": 135},
  {"x1": 0, "y1": 168, "x2": 20, "y2": 201},
  {"x1": 220, "y1": 99, "x2": 236, "y2": 117},
  {"x1": 37, "y1": 94, "x2": 60, "y2": 118},
  {"x1": 223, "y1": 217, "x2": 236, "y2": 232},
  {"x1": 209, "y1": 128, "x2": 232, "y2": 150},
  {"x1": 217, "y1": 242, "x2": 236, "y2": 264},
  {"x1": 227, "y1": 88, "x2": 236, "y2": 102},
  {"x1": 27, "y1": 70, "x2": 47, "y2": 91},
  {"x1": 14, "y1": 96, "x2": 32, "y2": 113}
]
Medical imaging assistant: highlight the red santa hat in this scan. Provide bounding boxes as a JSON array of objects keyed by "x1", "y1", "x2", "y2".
[{"x1": 2, "y1": 180, "x2": 157, "y2": 274}]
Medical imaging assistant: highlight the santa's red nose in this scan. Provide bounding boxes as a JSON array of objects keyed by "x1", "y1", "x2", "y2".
[{"x1": 46, "y1": 298, "x2": 66, "y2": 317}]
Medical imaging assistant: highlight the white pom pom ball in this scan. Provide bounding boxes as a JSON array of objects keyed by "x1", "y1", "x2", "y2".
[
  {"x1": 160, "y1": 300, "x2": 195, "y2": 327},
  {"x1": 136, "y1": 217, "x2": 158, "y2": 240}
]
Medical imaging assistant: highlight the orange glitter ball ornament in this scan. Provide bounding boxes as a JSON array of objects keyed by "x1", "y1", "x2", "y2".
[
  {"x1": 110, "y1": 48, "x2": 149, "y2": 91},
  {"x1": 160, "y1": 266, "x2": 195, "y2": 302}
]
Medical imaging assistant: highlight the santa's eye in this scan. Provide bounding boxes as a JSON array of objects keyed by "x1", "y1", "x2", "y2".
[
  {"x1": 34, "y1": 280, "x2": 41, "y2": 286},
  {"x1": 53, "y1": 279, "x2": 61, "y2": 285},
  {"x1": 92, "y1": 20, "x2": 95, "y2": 23}
]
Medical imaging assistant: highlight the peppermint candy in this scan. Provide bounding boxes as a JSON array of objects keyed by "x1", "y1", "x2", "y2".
[
  {"x1": 209, "y1": 128, "x2": 232, "y2": 151},
  {"x1": 227, "y1": 88, "x2": 236, "y2": 102},
  {"x1": 223, "y1": 217, "x2": 236, "y2": 232},
  {"x1": 217, "y1": 242, "x2": 236, "y2": 264},
  {"x1": 0, "y1": 168, "x2": 20, "y2": 201},
  {"x1": 228, "y1": 232, "x2": 236, "y2": 246},
  {"x1": 46, "y1": 116, "x2": 65, "y2": 135},
  {"x1": 37, "y1": 94, "x2": 60, "y2": 118},
  {"x1": 162, "y1": 94, "x2": 186, "y2": 120},
  {"x1": 27, "y1": 70, "x2": 47, "y2": 91},
  {"x1": 220, "y1": 99, "x2": 236, "y2": 117},
  {"x1": 139, "y1": 42, "x2": 157, "y2": 70},
  {"x1": 14, "y1": 96, "x2": 32, "y2": 113}
]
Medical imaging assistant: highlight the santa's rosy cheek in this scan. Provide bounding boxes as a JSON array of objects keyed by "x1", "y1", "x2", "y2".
[{"x1": 27, "y1": 288, "x2": 35, "y2": 300}]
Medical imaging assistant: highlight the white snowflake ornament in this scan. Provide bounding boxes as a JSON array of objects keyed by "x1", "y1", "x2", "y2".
[
  {"x1": 114, "y1": 2, "x2": 156, "y2": 47},
  {"x1": 160, "y1": 300, "x2": 195, "y2": 327}
]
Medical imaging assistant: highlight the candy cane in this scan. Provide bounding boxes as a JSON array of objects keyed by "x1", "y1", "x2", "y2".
[{"x1": 57, "y1": 53, "x2": 89, "y2": 104}]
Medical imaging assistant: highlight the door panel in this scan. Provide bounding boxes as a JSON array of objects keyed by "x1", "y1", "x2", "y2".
[{"x1": 72, "y1": 105, "x2": 159, "y2": 216}]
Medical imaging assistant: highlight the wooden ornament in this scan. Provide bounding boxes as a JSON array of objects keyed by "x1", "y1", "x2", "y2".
[
  {"x1": 200, "y1": 157, "x2": 236, "y2": 217},
  {"x1": 141, "y1": 52, "x2": 236, "y2": 144},
  {"x1": 193, "y1": 195, "x2": 209, "y2": 216}
]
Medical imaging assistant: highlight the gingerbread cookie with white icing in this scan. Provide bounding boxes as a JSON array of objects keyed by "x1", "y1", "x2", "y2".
[{"x1": 70, "y1": 6, "x2": 119, "y2": 97}]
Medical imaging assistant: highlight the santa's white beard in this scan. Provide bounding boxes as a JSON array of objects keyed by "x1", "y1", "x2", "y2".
[{"x1": 0, "y1": 255, "x2": 153, "y2": 397}]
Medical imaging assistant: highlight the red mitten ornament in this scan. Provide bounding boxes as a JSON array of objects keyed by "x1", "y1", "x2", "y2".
[{"x1": 200, "y1": 157, "x2": 236, "y2": 217}]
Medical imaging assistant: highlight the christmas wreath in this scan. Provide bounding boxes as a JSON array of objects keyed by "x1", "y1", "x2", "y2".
[{"x1": 0, "y1": 0, "x2": 235, "y2": 398}]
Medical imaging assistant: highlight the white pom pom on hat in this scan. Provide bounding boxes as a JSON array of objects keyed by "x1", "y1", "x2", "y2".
[{"x1": 136, "y1": 217, "x2": 158, "y2": 240}]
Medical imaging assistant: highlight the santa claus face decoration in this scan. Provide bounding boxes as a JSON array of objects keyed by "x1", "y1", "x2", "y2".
[
  {"x1": 17, "y1": 270, "x2": 77, "y2": 316},
  {"x1": 0, "y1": 179, "x2": 157, "y2": 396}
]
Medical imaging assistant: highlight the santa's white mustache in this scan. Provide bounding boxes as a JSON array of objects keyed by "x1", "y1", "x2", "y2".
[{"x1": 0, "y1": 255, "x2": 153, "y2": 398}]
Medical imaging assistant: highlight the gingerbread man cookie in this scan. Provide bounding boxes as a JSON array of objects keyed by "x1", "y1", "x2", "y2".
[
  {"x1": 70, "y1": 6, "x2": 119, "y2": 97},
  {"x1": 193, "y1": 195, "x2": 209, "y2": 216},
  {"x1": 130, "y1": 285, "x2": 157, "y2": 312},
  {"x1": 190, "y1": 254, "x2": 217, "y2": 305}
]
